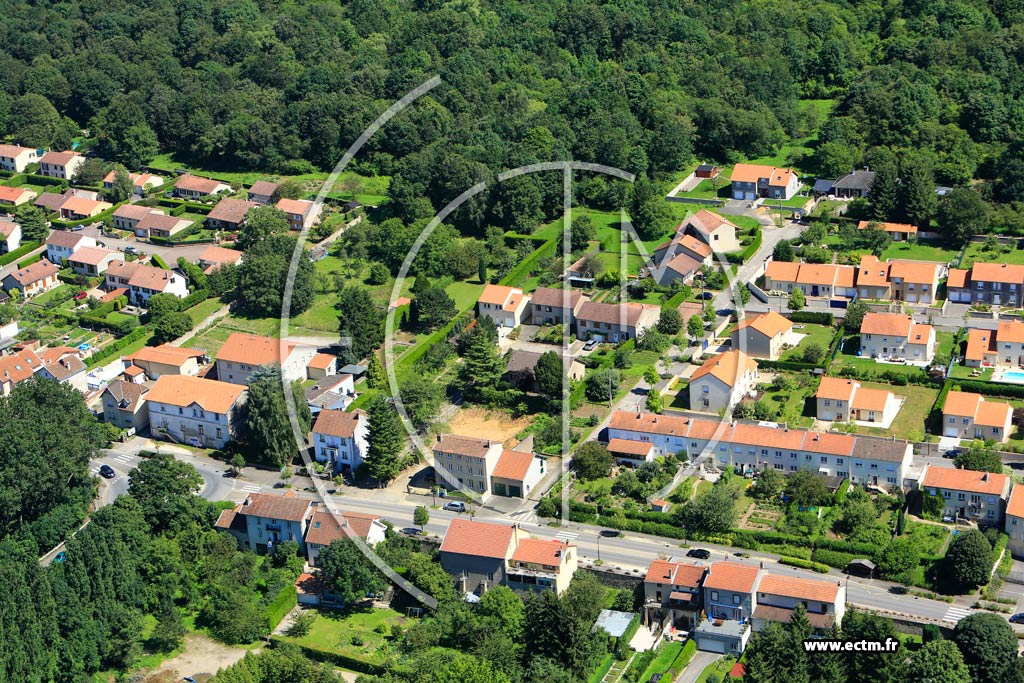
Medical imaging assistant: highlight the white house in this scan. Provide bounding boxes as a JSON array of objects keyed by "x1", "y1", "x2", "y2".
[
  {"x1": 214, "y1": 332, "x2": 318, "y2": 385},
  {"x1": 46, "y1": 231, "x2": 96, "y2": 265},
  {"x1": 815, "y1": 377, "x2": 901, "y2": 427},
  {"x1": 174, "y1": 174, "x2": 231, "y2": 199},
  {"x1": 859, "y1": 313, "x2": 935, "y2": 363},
  {"x1": 490, "y1": 449, "x2": 546, "y2": 499},
  {"x1": 942, "y1": 391, "x2": 1014, "y2": 443},
  {"x1": 38, "y1": 151, "x2": 86, "y2": 179},
  {"x1": 477, "y1": 284, "x2": 529, "y2": 329},
  {"x1": 146, "y1": 374, "x2": 246, "y2": 449},
  {"x1": 312, "y1": 408, "x2": 369, "y2": 475},
  {"x1": 105, "y1": 261, "x2": 189, "y2": 306},
  {"x1": 433, "y1": 434, "x2": 504, "y2": 499},
  {"x1": 68, "y1": 247, "x2": 120, "y2": 277},
  {"x1": 304, "y1": 509, "x2": 386, "y2": 567},
  {"x1": 0, "y1": 218, "x2": 21, "y2": 254},
  {"x1": 0, "y1": 144, "x2": 40, "y2": 172},
  {"x1": 688, "y1": 350, "x2": 759, "y2": 413}
]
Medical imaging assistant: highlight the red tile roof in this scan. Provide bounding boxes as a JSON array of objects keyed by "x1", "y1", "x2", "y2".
[
  {"x1": 758, "y1": 573, "x2": 840, "y2": 602},
  {"x1": 433, "y1": 434, "x2": 498, "y2": 458},
  {"x1": 1007, "y1": 486, "x2": 1024, "y2": 519},
  {"x1": 922, "y1": 467, "x2": 1009, "y2": 496},
  {"x1": 644, "y1": 559, "x2": 706, "y2": 587},
  {"x1": 492, "y1": 449, "x2": 534, "y2": 480},
  {"x1": 312, "y1": 408, "x2": 365, "y2": 438},
  {"x1": 607, "y1": 438, "x2": 655, "y2": 456},
  {"x1": 704, "y1": 561, "x2": 760, "y2": 593},
  {"x1": 690, "y1": 350, "x2": 758, "y2": 387},
  {"x1": 239, "y1": 491, "x2": 312, "y2": 522},
  {"x1": 439, "y1": 519, "x2": 516, "y2": 559},
  {"x1": 146, "y1": 374, "x2": 245, "y2": 413},
  {"x1": 511, "y1": 538, "x2": 570, "y2": 566},
  {"x1": 216, "y1": 332, "x2": 297, "y2": 367}
]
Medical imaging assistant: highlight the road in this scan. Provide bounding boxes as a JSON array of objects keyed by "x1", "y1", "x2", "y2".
[
  {"x1": 79, "y1": 225, "x2": 211, "y2": 264},
  {"x1": 714, "y1": 222, "x2": 803, "y2": 313}
]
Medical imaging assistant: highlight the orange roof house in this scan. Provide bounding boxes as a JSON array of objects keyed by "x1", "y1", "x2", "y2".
[
  {"x1": 146, "y1": 374, "x2": 246, "y2": 414},
  {"x1": 477, "y1": 284, "x2": 529, "y2": 327},
  {"x1": 942, "y1": 391, "x2": 1014, "y2": 442},
  {"x1": 923, "y1": 467, "x2": 1009, "y2": 497},
  {"x1": 440, "y1": 519, "x2": 517, "y2": 560}
]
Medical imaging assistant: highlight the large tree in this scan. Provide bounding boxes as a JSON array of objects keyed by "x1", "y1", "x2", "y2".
[
  {"x1": 678, "y1": 480, "x2": 738, "y2": 534},
  {"x1": 412, "y1": 287, "x2": 457, "y2": 331},
  {"x1": 954, "y1": 442, "x2": 1004, "y2": 473},
  {"x1": 898, "y1": 152, "x2": 937, "y2": 229},
  {"x1": 365, "y1": 395, "x2": 405, "y2": 484},
  {"x1": 237, "y1": 234, "x2": 314, "y2": 317},
  {"x1": 573, "y1": 442, "x2": 613, "y2": 481},
  {"x1": 318, "y1": 538, "x2": 387, "y2": 605},
  {"x1": 243, "y1": 365, "x2": 311, "y2": 467},
  {"x1": 127, "y1": 454, "x2": 206, "y2": 533},
  {"x1": 937, "y1": 188, "x2": 989, "y2": 247},
  {"x1": 458, "y1": 326, "x2": 506, "y2": 401},
  {"x1": 629, "y1": 174, "x2": 673, "y2": 241},
  {"x1": 945, "y1": 528, "x2": 994, "y2": 589},
  {"x1": 953, "y1": 613, "x2": 1019, "y2": 683},
  {"x1": 337, "y1": 285, "x2": 384, "y2": 364},
  {"x1": 534, "y1": 350, "x2": 564, "y2": 399}
]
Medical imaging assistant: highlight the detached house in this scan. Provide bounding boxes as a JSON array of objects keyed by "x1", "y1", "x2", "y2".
[
  {"x1": 46, "y1": 231, "x2": 96, "y2": 265},
  {"x1": 575, "y1": 301, "x2": 660, "y2": 343},
  {"x1": 730, "y1": 311, "x2": 793, "y2": 360},
  {"x1": 247, "y1": 181, "x2": 279, "y2": 205},
  {"x1": 0, "y1": 144, "x2": 40, "y2": 172},
  {"x1": 857, "y1": 220, "x2": 917, "y2": 242},
  {"x1": 752, "y1": 574, "x2": 845, "y2": 632},
  {"x1": 0, "y1": 186, "x2": 36, "y2": 207},
  {"x1": 963, "y1": 321, "x2": 1024, "y2": 369},
  {"x1": 136, "y1": 213, "x2": 194, "y2": 240},
  {"x1": 688, "y1": 350, "x2": 759, "y2": 413},
  {"x1": 173, "y1": 174, "x2": 231, "y2": 199},
  {"x1": 100, "y1": 380, "x2": 152, "y2": 431},
  {"x1": 1004, "y1": 486, "x2": 1024, "y2": 558},
  {"x1": 312, "y1": 408, "x2": 368, "y2": 475},
  {"x1": 216, "y1": 491, "x2": 314, "y2": 555},
  {"x1": 432, "y1": 434, "x2": 503, "y2": 498},
  {"x1": 477, "y1": 284, "x2": 529, "y2": 329},
  {"x1": 2, "y1": 259, "x2": 59, "y2": 298},
  {"x1": 102, "y1": 171, "x2": 165, "y2": 196},
  {"x1": 653, "y1": 232, "x2": 714, "y2": 285},
  {"x1": 146, "y1": 374, "x2": 246, "y2": 449},
  {"x1": 730, "y1": 163, "x2": 801, "y2": 201},
  {"x1": 922, "y1": 466, "x2": 1010, "y2": 524},
  {"x1": 832, "y1": 170, "x2": 875, "y2": 199},
  {"x1": 964, "y1": 328, "x2": 999, "y2": 368},
  {"x1": 127, "y1": 344, "x2": 205, "y2": 379},
  {"x1": 59, "y1": 196, "x2": 111, "y2": 221},
  {"x1": 679, "y1": 209, "x2": 741, "y2": 253},
  {"x1": 37, "y1": 346, "x2": 88, "y2": 391},
  {"x1": 529, "y1": 287, "x2": 586, "y2": 326},
  {"x1": 68, "y1": 247, "x2": 119, "y2": 276},
  {"x1": 942, "y1": 391, "x2": 1014, "y2": 443},
  {"x1": 198, "y1": 245, "x2": 243, "y2": 273},
  {"x1": 304, "y1": 509, "x2": 386, "y2": 567},
  {"x1": 105, "y1": 261, "x2": 188, "y2": 306},
  {"x1": 38, "y1": 150, "x2": 86, "y2": 179},
  {"x1": 275, "y1": 198, "x2": 321, "y2": 231},
  {"x1": 0, "y1": 219, "x2": 21, "y2": 254},
  {"x1": 0, "y1": 348, "x2": 42, "y2": 396},
  {"x1": 206, "y1": 198, "x2": 257, "y2": 231},
  {"x1": 214, "y1": 332, "x2": 317, "y2": 385},
  {"x1": 440, "y1": 519, "x2": 519, "y2": 596},
  {"x1": 816, "y1": 377, "x2": 901, "y2": 426},
  {"x1": 859, "y1": 313, "x2": 935, "y2": 362},
  {"x1": 113, "y1": 204, "x2": 161, "y2": 232},
  {"x1": 947, "y1": 263, "x2": 1024, "y2": 307},
  {"x1": 643, "y1": 559, "x2": 707, "y2": 633}
]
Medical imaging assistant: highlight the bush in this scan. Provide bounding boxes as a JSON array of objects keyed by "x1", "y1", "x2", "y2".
[
  {"x1": 150, "y1": 253, "x2": 171, "y2": 269},
  {"x1": 789, "y1": 311, "x2": 834, "y2": 325},
  {"x1": 179, "y1": 288, "x2": 212, "y2": 310},
  {"x1": 267, "y1": 637, "x2": 385, "y2": 675},
  {"x1": 0, "y1": 240, "x2": 41, "y2": 267},
  {"x1": 263, "y1": 583, "x2": 297, "y2": 630},
  {"x1": 779, "y1": 556, "x2": 830, "y2": 573},
  {"x1": 812, "y1": 549, "x2": 861, "y2": 569},
  {"x1": 85, "y1": 327, "x2": 149, "y2": 367}
]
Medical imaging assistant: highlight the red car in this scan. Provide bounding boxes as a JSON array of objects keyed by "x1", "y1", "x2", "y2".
[{"x1": 73, "y1": 291, "x2": 88, "y2": 301}]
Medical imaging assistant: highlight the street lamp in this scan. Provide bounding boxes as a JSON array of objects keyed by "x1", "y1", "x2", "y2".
[{"x1": 596, "y1": 533, "x2": 602, "y2": 563}]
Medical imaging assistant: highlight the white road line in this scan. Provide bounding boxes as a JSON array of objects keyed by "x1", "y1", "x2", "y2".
[
  {"x1": 943, "y1": 606, "x2": 973, "y2": 623},
  {"x1": 555, "y1": 530, "x2": 579, "y2": 543},
  {"x1": 240, "y1": 485, "x2": 262, "y2": 493}
]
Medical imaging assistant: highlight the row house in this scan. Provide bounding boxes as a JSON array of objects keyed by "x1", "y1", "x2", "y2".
[
  {"x1": 947, "y1": 262, "x2": 1024, "y2": 307},
  {"x1": 528, "y1": 286, "x2": 586, "y2": 326},
  {"x1": 763, "y1": 261, "x2": 856, "y2": 299},
  {"x1": 0, "y1": 348, "x2": 42, "y2": 396},
  {"x1": 432, "y1": 434, "x2": 503, "y2": 498},
  {"x1": 38, "y1": 151, "x2": 86, "y2": 179},
  {"x1": 855, "y1": 255, "x2": 941, "y2": 304},
  {"x1": 963, "y1": 321, "x2": 1024, "y2": 369},
  {"x1": 439, "y1": 519, "x2": 577, "y2": 596},
  {"x1": 730, "y1": 163, "x2": 801, "y2": 201},
  {"x1": 275, "y1": 198, "x2": 322, "y2": 231},
  {"x1": 214, "y1": 332, "x2": 318, "y2": 385},
  {"x1": 921, "y1": 466, "x2": 1010, "y2": 524},
  {"x1": 644, "y1": 559, "x2": 707, "y2": 635},
  {"x1": 575, "y1": 301, "x2": 660, "y2": 343},
  {"x1": 815, "y1": 376, "x2": 901, "y2": 425},
  {"x1": 1, "y1": 259, "x2": 59, "y2": 298},
  {"x1": 0, "y1": 144, "x2": 40, "y2": 172},
  {"x1": 173, "y1": 174, "x2": 231, "y2": 199},
  {"x1": 688, "y1": 349, "x2": 759, "y2": 413},
  {"x1": 477, "y1": 284, "x2": 529, "y2": 329},
  {"x1": 312, "y1": 408, "x2": 369, "y2": 475},
  {"x1": 606, "y1": 411, "x2": 914, "y2": 487},
  {"x1": 730, "y1": 311, "x2": 794, "y2": 360},
  {"x1": 146, "y1": 374, "x2": 246, "y2": 449},
  {"x1": 46, "y1": 230, "x2": 96, "y2": 265},
  {"x1": 942, "y1": 391, "x2": 1014, "y2": 443},
  {"x1": 102, "y1": 171, "x2": 165, "y2": 196},
  {"x1": 859, "y1": 313, "x2": 935, "y2": 363}
]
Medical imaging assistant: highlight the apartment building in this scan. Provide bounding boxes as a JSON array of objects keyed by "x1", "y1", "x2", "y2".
[
  {"x1": 311, "y1": 408, "x2": 368, "y2": 475},
  {"x1": 432, "y1": 434, "x2": 503, "y2": 498},
  {"x1": 1005, "y1": 486, "x2": 1024, "y2": 558},
  {"x1": 146, "y1": 375, "x2": 246, "y2": 449}
]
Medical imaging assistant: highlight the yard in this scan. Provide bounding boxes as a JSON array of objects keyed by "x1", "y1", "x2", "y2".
[
  {"x1": 778, "y1": 323, "x2": 838, "y2": 362},
  {"x1": 278, "y1": 606, "x2": 415, "y2": 666},
  {"x1": 880, "y1": 240, "x2": 959, "y2": 264},
  {"x1": 829, "y1": 336, "x2": 933, "y2": 378},
  {"x1": 847, "y1": 380, "x2": 940, "y2": 442},
  {"x1": 962, "y1": 241, "x2": 1024, "y2": 266},
  {"x1": 756, "y1": 375, "x2": 816, "y2": 428}
]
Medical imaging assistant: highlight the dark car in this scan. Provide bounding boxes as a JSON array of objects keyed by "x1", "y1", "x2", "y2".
[
  {"x1": 1010, "y1": 613, "x2": 1024, "y2": 624},
  {"x1": 600, "y1": 529, "x2": 622, "y2": 537},
  {"x1": 98, "y1": 464, "x2": 116, "y2": 479},
  {"x1": 400, "y1": 527, "x2": 422, "y2": 536},
  {"x1": 697, "y1": 291, "x2": 714, "y2": 300},
  {"x1": 686, "y1": 548, "x2": 711, "y2": 560}
]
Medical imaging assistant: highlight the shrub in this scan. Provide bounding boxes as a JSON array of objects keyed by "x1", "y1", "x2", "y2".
[
  {"x1": 779, "y1": 556, "x2": 830, "y2": 573},
  {"x1": 789, "y1": 311, "x2": 834, "y2": 325},
  {"x1": 263, "y1": 584, "x2": 297, "y2": 630}
]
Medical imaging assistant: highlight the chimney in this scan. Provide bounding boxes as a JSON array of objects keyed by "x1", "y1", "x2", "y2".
[
  {"x1": 436, "y1": 434, "x2": 442, "y2": 443},
  {"x1": 983, "y1": 473, "x2": 989, "y2": 482}
]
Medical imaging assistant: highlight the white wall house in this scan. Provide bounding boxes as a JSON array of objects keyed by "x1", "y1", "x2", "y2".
[
  {"x1": 312, "y1": 409, "x2": 369, "y2": 475},
  {"x1": 146, "y1": 375, "x2": 246, "y2": 449}
]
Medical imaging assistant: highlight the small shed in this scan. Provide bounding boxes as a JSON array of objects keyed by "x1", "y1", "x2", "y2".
[
  {"x1": 847, "y1": 559, "x2": 876, "y2": 578},
  {"x1": 695, "y1": 164, "x2": 720, "y2": 179}
]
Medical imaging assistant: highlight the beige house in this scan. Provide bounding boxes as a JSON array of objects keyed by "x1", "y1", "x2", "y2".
[
  {"x1": 688, "y1": 349, "x2": 759, "y2": 413},
  {"x1": 275, "y1": 198, "x2": 322, "y2": 231},
  {"x1": 730, "y1": 311, "x2": 793, "y2": 360},
  {"x1": 764, "y1": 261, "x2": 856, "y2": 299},
  {"x1": 206, "y1": 198, "x2": 257, "y2": 231},
  {"x1": 477, "y1": 284, "x2": 529, "y2": 329},
  {"x1": 100, "y1": 380, "x2": 151, "y2": 431},
  {"x1": 59, "y1": 196, "x2": 111, "y2": 220},
  {"x1": 1005, "y1": 486, "x2": 1024, "y2": 558},
  {"x1": 304, "y1": 509, "x2": 386, "y2": 567},
  {"x1": 506, "y1": 538, "x2": 578, "y2": 594},
  {"x1": 575, "y1": 301, "x2": 660, "y2": 343},
  {"x1": 433, "y1": 434, "x2": 503, "y2": 498},
  {"x1": 922, "y1": 466, "x2": 1010, "y2": 524},
  {"x1": 859, "y1": 313, "x2": 935, "y2": 362},
  {"x1": 730, "y1": 163, "x2": 801, "y2": 201},
  {"x1": 0, "y1": 144, "x2": 40, "y2": 172},
  {"x1": 942, "y1": 391, "x2": 1014, "y2": 443},
  {"x1": 68, "y1": 247, "x2": 119, "y2": 276},
  {"x1": 113, "y1": 204, "x2": 161, "y2": 232},
  {"x1": 856, "y1": 220, "x2": 917, "y2": 242},
  {"x1": 528, "y1": 287, "x2": 586, "y2": 326},
  {"x1": 964, "y1": 327, "x2": 999, "y2": 368},
  {"x1": 855, "y1": 255, "x2": 941, "y2": 304},
  {"x1": 147, "y1": 375, "x2": 247, "y2": 449},
  {"x1": 214, "y1": 332, "x2": 317, "y2": 385},
  {"x1": 102, "y1": 171, "x2": 165, "y2": 196},
  {"x1": 127, "y1": 345, "x2": 205, "y2": 380},
  {"x1": 963, "y1": 321, "x2": 1024, "y2": 368},
  {"x1": 815, "y1": 377, "x2": 900, "y2": 425},
  {"x1": 0, "y1": 219, "x2": 21, "y2": 254},
  {"x1": 247, "y1": 181, "x2": 279, "y2": 205},
  {"x1": 680, "y1": 209, "x2": 741, "y2": 253},
  {"x1": 137, "y1": 213, "x2": 194, "y2": 239},
  {"x1": 2, "y1": 259, "x2": 60, "y2": 298},
  {"x1": 0, "y1": 186, "x2": 37, "y2": 207},
  {"x1": 38, "y1": 150, "x2": 86, "y2": 179}
]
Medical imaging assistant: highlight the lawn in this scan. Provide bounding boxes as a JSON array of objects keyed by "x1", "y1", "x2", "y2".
[
  {"x1": 829, "y1": 336, "x2": 932, "y2": 377},
  {"x1": 29, "y1": 283, "x2": 74, "y2": 307},
  {"x1": 279, "y1": 606, "x2": 415, "y2": 665},
  {"x1": 949, "y1": 364, "x2": 993, "y2": 380},
  {"x1": 758, "y1": 379, "x2": 816, "y2": 429},
  {"x1": 637, "y1": 641, "x2": 684, "y2": 682},
  {"x1": 185, "y1": 298, "x2": 224, "y2": 326},
  {"x1": 880, "y1": 240, "x2": 959, "y2": 263},
  {"x1": 694, "y1": 654, "x2": 739, "y2": 683},
  {"x1": 962, "y1": 241, "x2": 1024, "y2": 266},
  {"x1": 778, "y1": 323, "x2": 838, "y2": 362}
]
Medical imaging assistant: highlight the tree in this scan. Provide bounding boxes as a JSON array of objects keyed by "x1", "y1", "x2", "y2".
[
  {"x1": 953, "y1": 613, "x2": 1019, "y2": 683},
  {"x1": 230, "y1": 453, "x2": 246, "y2": 476},
  {"x1": 630, "y1": 174, "x2": 673, "y2": 240},
  {"x1": 534, "y1": 351, "x2": 564, "y2": 399},
  {"x1": 244, "y1": 365, "x2": 311, "y2": 468},
  {"x1": 788, "y1": 289, "x2": 805, "y2": 311},
  {"x1": 687, "y1": 314, "x2": 704, "y2": 341},
  {"x1": 844, "y1": 300, "x2": 869, "y2": 332},
  {"x1": 337, "y1": 285, "x2": 384, "y2": 364},
  {"x1": 613, "y1": 347, "x2": 632, "y2": 369},
  {"x1": 645, "y1": 391, "x2": 662, "y2": 414},
  {"x1": 319, "y1": 538, "x2": 387, "y2": 605},
  {"x1": 679, "y1": 481, "x2": 738, "y2": 534},
  {"x1": 413, "y1": 505, "x2": 430, "y2": 531},
  {"x1": 570, "y1": 214, "x2": 596, "y2": 252},
  {"x1": 842, "y1": 608, "x2": 903, "y2": 683},
  {"x1": 150, "y1": 594, "x2": 185, "y2": 653},
  {"x1": 412, "y1": 287, "x2": 456, "y2": 331},
  {"x1": 945, "y1": 528, "x2": 994, "y2": 589},
  {"x1": 751, "y1": 467, "x2": 784, "y2": 500},
  {"x1": 573, "y1": 442, "x2": 613, "y2": 481},
  {"x1": 14, "y1": 205, "x2": 48, "y2": 242},
  {"x1": 458, "y1": 326, "x2": 506, "y2": 401},
  {"x1": 869, "y1": 153, "x2": 900, "y2": 221},
  {"x1": 903, "y1": 640, "x2": 970, "y2": 683},
  {"x1": 479, "y1": 586, "x2": 525, "y2": 640},
  {"x1": 103, "y1": 165, "x2": 135, "y2": 203},
  {"x1": 772, "y1": 239, "x2": 795, "y2": 262},
  {"x1": 238, "y1": 234, "x2": 314, "y2": 317},
  {"x1": 400, "y1": 376, "x2": 445, "y2": 430},
  {"x1": 151, "y1": 311, "x2": 191, "y2": 344},
  {"x1": 367, "y1": 262, "x2": 389, "y2": 285},
  {"x1": 937, "y1": 188, "x2": 989, "y2": 247},
  {"x1": 90, "y1": 97, "x2": 158, "y2": 167},
  {"x1": 366, "y1": 353, "x2": 385, "y2": 390},
  {"x1": 874, "y1": 536, "x2": 919, "y2": 580},
  {"x1": 800, "y1": 342, "x2": 826, "y2": 365},
  {"x1": 657, "y1": 308, "x2": 681, "y2": 335},
  {"x1": 9, "y1": 93, "x2": 62, "y2": 147},
  {"x1": 365, "y1": 395, "x2": 405, "y2": 484},
  {"x1": 73, "y1": 158, "x2": 106, "y2": 185},
  {"x1": 236, "y1": 206, "x2": 288, "y2": 252},
  {"x1": 899, "y1": 152, "x2": 937, "y2": 230},
  {"x1": 954, "y1": 442, "x2": 1004, "y2": 473},
  {"x1": 127, "y1": 453, "x2": 205, "y2": 533},
  {"x1": 584, "y1": 369, "x2": 620, "y2": 403},
  {"x1": 784, "y1": 470, "x2": 828, "y2": 507}
]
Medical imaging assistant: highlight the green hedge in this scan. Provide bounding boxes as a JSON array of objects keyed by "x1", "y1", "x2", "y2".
[
  {"x1": 500, "y1": 238, "x2": 556, "y2": 288},
  {"x1": 789, "y1": 311, "x2": 835, "y2": 325},
  {"x1": 667, "y1": 640, "x2": 697, "y2": 675},
  {"x1": 157, "y1": 198, "x2": 213, "y2": 214},
  {"x1": 150, "y1": 253, "x2": 170, "y2": 269},
  {"x1": 179, "y1": 288, "x2": 212, "y2": 309},
  {"x1": 779, "y1": 556, "x2": 830, "y2": 573},
  {"x1": 85, "y1": 326, "x2": 149, "y2": 367},
  {"x1": 812, "y1": 549, "x2": 862, "y2": 569},
  {"x1": 725, "y1": 228, "x2": 763, "y2": 264},
  {"x1": 263, "y1": 584, "x2": 297, "y2": 630},
  {"x1": 833, "y1": 478, "x2": 852, "y2": 505},
  {"x1": 754, "y1": 359, "x2": 817, "y2": 372},
  {"x1": 17, "y1": 253, "x2": 42, "y2": 268},
  {"x1": 949, "y1": 378, "x2": 1024, "y2": 399},
  {"x1": 0, "y1": 241, "x2": 41, "y2": 267},
  {"x1": 267, "y1": 636, "x2": 384, "y2": 675},
  {"x1": 618, "y1": 613, "x2": 641, "y2": 648}
]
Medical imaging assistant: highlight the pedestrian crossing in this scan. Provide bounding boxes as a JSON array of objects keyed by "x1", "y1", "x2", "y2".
[
  {"x1": 239, "y1": 484, "x2": 262, "y2": 494},
  {"x1": 554, "y1": 530, "x2": 579, "y2": 543},
  {"x1": 109, "y1": 452, "x2": 133, "y2": 464},
  {"x1": 943, "y1": 606, "x2": 973, "y2": 623}
]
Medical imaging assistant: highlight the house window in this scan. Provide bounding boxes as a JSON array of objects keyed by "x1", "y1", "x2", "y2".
[
  {"x1": 710, "y1": 591, "x2": 719, "y2": 601},
  {"x1": 732, "y1": 595, "x2": 741, "y2": 605}
]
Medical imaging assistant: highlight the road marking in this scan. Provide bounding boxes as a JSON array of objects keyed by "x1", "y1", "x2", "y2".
[
  {"x1": 89, "y1": 467, "x2": 99, "y2": 475},
  {"x1": 555, "y1": 530, "x2": 579, "y2": 543},
  {"x1": 111, "y1": 453, "x2": 133, "y2": 463},
  {"x1": 943, "y1": 606, "x2": 973, "y2": 623},
  {"x1": 240, "y1": 485, "x2": 262, "y2": 493}
]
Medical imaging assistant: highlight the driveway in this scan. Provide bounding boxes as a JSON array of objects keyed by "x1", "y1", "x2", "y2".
[
  {"x1": 79, "y1": 225, "x2": 211, "y2": 264},
  {"x1": 713, "y1": 221, "x2": 803, "y2": 313},
  {"x1": 675, "y1": 651, "x2": 721, "y2": 683}
]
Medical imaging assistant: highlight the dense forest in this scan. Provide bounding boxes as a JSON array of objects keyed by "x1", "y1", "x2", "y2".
[{"x1": 5, "y1": 0, "x2": 1024, "y2": 232}]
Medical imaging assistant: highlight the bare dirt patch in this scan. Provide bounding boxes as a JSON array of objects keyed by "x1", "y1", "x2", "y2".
[
  {"x1": 449, "y1": 407, "x2": 533, "y2": 445},
  {"x1": 151, "y1": 633, "x2": 255, "y2": 681}
]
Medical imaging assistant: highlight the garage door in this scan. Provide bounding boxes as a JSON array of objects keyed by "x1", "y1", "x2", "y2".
[
  {"x1": 509, "y1": 485, "x2": 522, "y2": 497},
  {"x1": 944, "y1": 427, "x2": 958, "y2": 437},
  {"x1": 698, "y1": 637, "x2": 727, "y2": 654},
  {"x1": 733, "y1": 190, "x2": 744, "y2": 200},
  {"x1": 906, "y1": 294, "x2": 917, "y2": 303},
  {"x1": 745, "y1": 192, "x2": 756, "y2": 200}
]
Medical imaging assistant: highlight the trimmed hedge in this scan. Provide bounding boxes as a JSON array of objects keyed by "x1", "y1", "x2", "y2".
[
  {"x1": 17, "y1": 253, "x2": 42, "y2": 268},
  {"x1": 85, "y1": 326, "x2": 149, "y2": 367},
  {"x1": 150, "y1": 253, "x2": 171, "y2": 270},
  {"x1": 754, "y1": 359, "x2": 817, "y2": 372},
  {"x1": 179, "y1": 288, "x2": 212, "y2": 310},
  {"x1": 157, "y1": 198, "x2": 213, "y2": 214},
  {"x1": 833, "y1": 478, "x2": 852, "y2": 505},
  {"x1": 812, "y1": 549, "x2": 862, "y2": 569},
  {"x1": 267, "y1": 637, "x2": 384, "y2": 675},
  {"x1": 949, "y1": 378, "x2": 1024, "y2": 399},
  {"x1": 500, "y1": 238, "x2": 556, "y2": 288},
  {"x1": 263, "y1": 584, "x2": 297, "y2": 630},
  {"x1": 779, "y1": 556, "x2": 830, "y2": 573},
  {"x1": 789, "y1": 311, "x2": 835, "y2": 325},
  {"x1": 0, "y1": 240, "x2": 41, "y2": 267},
  {"x1": 725, "y1": 228, "x2": 763, "y2": 265}
]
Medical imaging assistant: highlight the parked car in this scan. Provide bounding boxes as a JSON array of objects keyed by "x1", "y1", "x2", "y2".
[
  {"x1": 98, "y1": 464, "x2": 116, "y2": 479},
  {"x1": 583, "y1": 339, "x2": 598, "y2": 351},
  {"x1": 442, "y1": 501, "x2": 466, "y2": 513},
  {"x1": 1010, "y1": 613, "x2": 1024, "y2": 624},
  {"x1": 400, "y1": 527, "x2": 422, "y2": 536},
  {"x1": 686, "y1": 548, "x2": 711, "y2": 560},
  {"x1": 73, "y1": 291, "x2": 88, "y2": 301},
  {"x1": 600, "y1": 529, "x2": 622, "y2": 537}
]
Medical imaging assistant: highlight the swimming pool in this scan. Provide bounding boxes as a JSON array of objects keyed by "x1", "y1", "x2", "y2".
[{"x1": 1002, "y1": 370, "x2": 1024, "y2": 384}]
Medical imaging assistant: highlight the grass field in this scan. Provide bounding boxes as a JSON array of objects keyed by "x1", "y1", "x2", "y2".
[
  {"x1": 829, "y1": 336, "x2": 935, "y2": 378},
  {"x1": 880, "y1": 241, "x2": 959, "y2": 263},
  {"x1": 637, "y1": 641, "x2": 684, "y2": 682},
  {"x1": 852, "y1": 380, "x2": 940, "y2": 441},
  {"x1": 185, "y1": 298, "x2": 224, "y2": 326},
  {"x1": 962, "y1": 241, "x2": 1024, "y2": 266},
  {"x1": 279, "y1": 607, "x2": 414, "y2": 665},
  {"x1": 758, "y1": 378, "x2": 816, "y2": 428},
  {"x1": 778, "y1": 323, "x2": 837, "y2": 362}
]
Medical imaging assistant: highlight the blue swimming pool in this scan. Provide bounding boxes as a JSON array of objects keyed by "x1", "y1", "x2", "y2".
[{"x1": 1003, "y1": 370, "x2": 1024, "y2": 383}]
